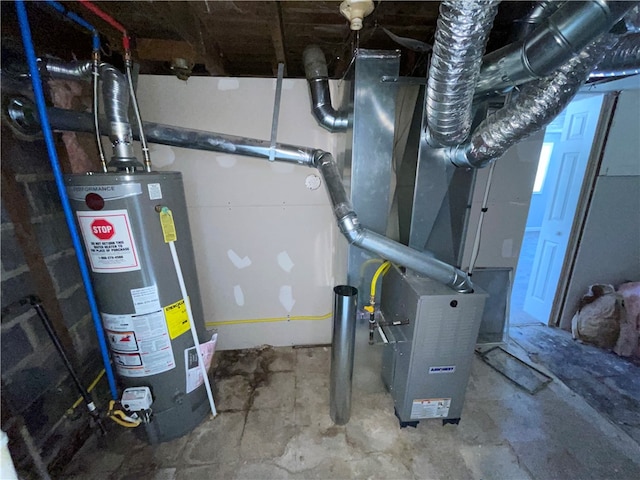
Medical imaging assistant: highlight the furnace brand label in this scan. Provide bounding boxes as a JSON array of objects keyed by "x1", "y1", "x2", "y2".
[
  {"x1": 410, "y1": 398, "x2": 451, "y2": 419},
  {"x1": 428, "y1": 365, "x2": 456, "y2": 374},
  {"x1": 77, "y1": 209, "x2": 140, "y2": 273},
  {"x1": 102, "y1": 310, "x2": 175, "y2": 378}
]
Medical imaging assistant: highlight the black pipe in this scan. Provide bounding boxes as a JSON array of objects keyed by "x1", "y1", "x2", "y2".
[{"x1": 12, "y1": 295, "x2": 108, "y2": 435}]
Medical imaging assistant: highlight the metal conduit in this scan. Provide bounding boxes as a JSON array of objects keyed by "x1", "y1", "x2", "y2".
[
  {"x1": 475, "y1": 0, "x2": 638, "y2": 97},
  {"x1": 11, "y1": 100, "x2": 474, "y2": 293}
]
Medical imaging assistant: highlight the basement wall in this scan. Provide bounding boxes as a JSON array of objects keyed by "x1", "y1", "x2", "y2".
[
  {"x1": 136, "y1": 76, "x2": 346, "y2": 350},
  {"x1": 1, "y1": 82, "x2": 105, "y2": 476}
]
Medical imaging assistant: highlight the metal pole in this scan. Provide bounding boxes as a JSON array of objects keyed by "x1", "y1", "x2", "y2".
[{"x1": 330, "y1": 285, "x2": 358, "y2": 425}]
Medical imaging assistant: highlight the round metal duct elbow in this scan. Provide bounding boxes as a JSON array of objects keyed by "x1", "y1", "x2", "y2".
[{"x1": 303, "y1": 45, "x2": 348, "y2": 133}]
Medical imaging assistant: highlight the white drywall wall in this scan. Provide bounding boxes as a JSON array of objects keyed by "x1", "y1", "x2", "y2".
[{"x1": 136, "y1": 76, "x2": 346, "y2": 349}]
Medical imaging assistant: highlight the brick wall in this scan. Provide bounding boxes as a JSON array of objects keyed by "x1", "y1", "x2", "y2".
[{"x1": 1, "y1": 78, "x2": 105, "y2": 475}]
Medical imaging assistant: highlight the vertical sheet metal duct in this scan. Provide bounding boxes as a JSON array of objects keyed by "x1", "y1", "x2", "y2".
[
  {"x1": 426, "y1": 0, "x2": 500, "y2": 146},
  {"x1": 330, "y1": 285, "x2": 358, "y2": 425}
]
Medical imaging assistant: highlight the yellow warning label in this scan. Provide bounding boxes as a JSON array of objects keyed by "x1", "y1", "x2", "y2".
[
  {"x1": 160, "y1": 208, "x2": 177, "y2": 243},
  {"x1": 164, "y1": 298, "x2": 190, "y2": 339}
]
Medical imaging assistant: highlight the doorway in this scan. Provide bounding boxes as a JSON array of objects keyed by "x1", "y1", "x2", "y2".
[{"x1": 510, "y1": 93, "x2": 605, "y2": 327}]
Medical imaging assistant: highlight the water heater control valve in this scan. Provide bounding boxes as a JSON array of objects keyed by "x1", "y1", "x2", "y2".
[{"x1": 122, "y1": 387, "x2": 153, "y2": 411}]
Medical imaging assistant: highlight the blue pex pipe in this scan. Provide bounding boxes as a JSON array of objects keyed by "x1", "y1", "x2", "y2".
[
  {"x1": 15, "y1": 0, "x2": 118, "y2": 400},
  {"x1": 45, "y1": 0, "x2": 100, "y2": 51}
]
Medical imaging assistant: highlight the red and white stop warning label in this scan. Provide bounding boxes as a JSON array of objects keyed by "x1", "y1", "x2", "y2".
[
  {"x1": 77, "y1": 209, "x2": 140, "y2": 273},
  {"x1": 91, "y1": 219, "x2": 115, "y2": 240}
]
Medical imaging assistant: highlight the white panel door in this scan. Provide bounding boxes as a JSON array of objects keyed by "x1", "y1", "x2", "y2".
[{"x1": 523, "y1": 94, "x2": 604, "y2": 322}]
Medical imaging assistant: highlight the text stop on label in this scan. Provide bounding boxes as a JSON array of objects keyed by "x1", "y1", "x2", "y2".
[{"x1": 91, "y1": 219, "x2": 115, "y2": 240}]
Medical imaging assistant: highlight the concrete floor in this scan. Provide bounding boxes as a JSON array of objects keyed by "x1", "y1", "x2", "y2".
[{"x1": 61, "y1": 328, "x2": 640, "y2": 480}]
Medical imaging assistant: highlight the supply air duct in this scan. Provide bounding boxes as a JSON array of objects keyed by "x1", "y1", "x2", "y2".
[
  {"x1": 425, "y1": 0, "x2": 500, "y2": 146},
  {"x1": 41, "y1": 59, "x2": 138, "y2": 168},
  {"x1": 448, "y1": 35, "x2": 616, "y2": 169},
  {"x1": 514, "y1": 1, "x2": 565, "y2": 41},
  {"x1": 475, "y1": 0, "x2": 639, "y2": 97},
  {"x1": 591, "y1": 32, "x2": 640, "y2": 76},
  {"x1": 302, "y1": 45, "x2": 348, "y2": 132},
  {"x1": 10, "y1": 100, "x2": 474, "y2": 293}
]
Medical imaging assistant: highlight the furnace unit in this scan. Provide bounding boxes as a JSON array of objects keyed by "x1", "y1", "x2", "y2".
[{"x1": 380, "y1": 266, "x2": 486, "y2": 426}]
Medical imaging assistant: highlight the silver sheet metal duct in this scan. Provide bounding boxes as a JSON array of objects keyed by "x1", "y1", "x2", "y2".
[
  {"x1": 302, "y1": 45, "x2": 348, "y2": 132},
  {"x1": 41, "y1": 59, "x2": 138, "y2": 168},
  {"x1": 591, "y1": 32, "x2": 640, "y2": 77},
  {"x1": 475, "y1": 0, "x2": 638, "y2": 97},
  {"x1": 425, "y1": 0, "x2": 500, "y2": 146},
  {"x1": 330, "y1": 285, "x2": 358, "y2": 425},
  {"x1": 514, "y1": 1, "x2": 565, "y2": 41},
  {"x1": 448, "y1": 35, "x2": 616, "y2": 169},
  {"x1": 11, "y1": 99, "x2": 474, "y2": 293},
  {"x1": 315, "y1": 151, "x2": 474, "y2": 293}
]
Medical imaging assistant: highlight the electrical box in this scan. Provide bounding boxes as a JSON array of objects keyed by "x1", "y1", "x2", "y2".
[{"x1": 380, "y1": 266, "x2": 486, "y2": 425}]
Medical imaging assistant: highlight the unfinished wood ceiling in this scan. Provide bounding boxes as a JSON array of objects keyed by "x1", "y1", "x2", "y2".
[{"x1": 4, "y1": 1, "x2": 532, "y2": 78}]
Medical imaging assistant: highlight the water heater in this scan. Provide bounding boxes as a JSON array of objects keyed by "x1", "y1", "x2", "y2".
[{"x1": 66, "y1": 171, "x2": 209, "y2": 443}]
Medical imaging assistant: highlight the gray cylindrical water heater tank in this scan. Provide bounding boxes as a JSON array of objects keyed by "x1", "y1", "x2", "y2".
[{"x1": 66, "y1": 171, "x2": 209, "y2": 443}]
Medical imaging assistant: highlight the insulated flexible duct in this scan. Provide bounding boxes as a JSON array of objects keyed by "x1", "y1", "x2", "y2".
[
  {"x1": 591, "y1": 32, "x2": 640, "y2": 77},
  {"x1": 475, "y1": 0, "x2": 638, "y2": 96},
  {"x1": 302, "y1": 45, "x2": 348, "y2": 132},
  {"x1": 450, "y1": 36, "x2": 616, "y2": 169},
  {"x1": 425, "y1": 0, "x2": 500, "y2": 146}
]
